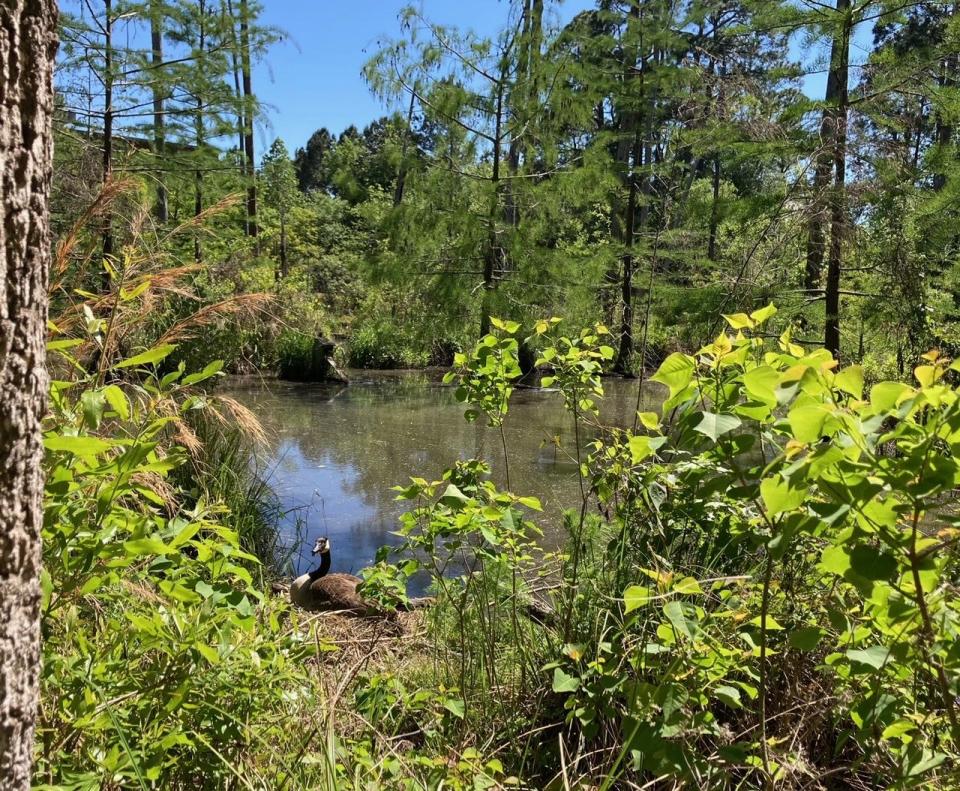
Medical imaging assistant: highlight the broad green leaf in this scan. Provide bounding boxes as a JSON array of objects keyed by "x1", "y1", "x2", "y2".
[
  {"x1": 846, "y1": 646, "x2": 891, "y2": 670},
  {"x1": 760, "y1": 476, "x2": 806, "y2": 516},
  {"x1": 714, "y1": 684, "x2": 742, "y2": 708},
  {"x1": 114, "y1": 344, "x2": 177, "y2": 369},
  {"x1": 870, "y1": 381, "x2": 912, "y2": 412},
  {"x1": 102, "y1": 384, "x2": 130, "y2": 420},
  {"x1": 820, "y1": 544, "x2": 851, "y2": 576},
  {"x1": 443, "y1": 697, "x2": 466, "y2": 718},
  {"x1": 636, "y1": 411, "x2": 660, "y2": 431},
  {"x1": 749, "y1": 304, "x2": 777, "y2": 325},
  {"x1": 663, "y1": 601, "x2": 693, "y2": 640},
  {"x1": 788, "y1": 626, "x2": 824, "y2": 651},
  {"x1": 834, "y1": 365, "x2": 864, "y2": 400},
  {"x1": 439, "y1": 484, "x2": 470, "y2": 507},
  {"x1": 849, "y1": 545, "x2": 897, "y2": 581},
  {"x1": 694, "y1": 412, "x2": 742, "y2": 442},
  {"x1": 722, "y1": 312, "x2": 754, "y2": 330},
  {"x1": 743, "y1": 366, "x2": 779, "y2": 405},
  {"x1": 651, "y1": 353, "x2": 695, "y2": 400},
  {"x1": 182, "y1": 360, "x2": 224, "y2": 386},
  {"x1": 552, "y1": 668, "x2": 580, "y2": 693},
  {"x1": 80, "y1": 390, "x2": 106, "y2": 429},
  {"x1": 624, "y1": 585, "x2": 652, "y2": 613},
  {"x1": 517, "y1": 496, "x2": 542, "y2": 511},
  {"x1": 787, "y1": 404, "x2": 829, "y2": 443},
  {"x1": 673, "y1": 576, "x2": 702, "y2": 595}
]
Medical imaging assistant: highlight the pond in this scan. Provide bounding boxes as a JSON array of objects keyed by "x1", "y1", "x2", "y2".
[{"x1": 224, "y1": 370, "x2": 664, "y2": 577}]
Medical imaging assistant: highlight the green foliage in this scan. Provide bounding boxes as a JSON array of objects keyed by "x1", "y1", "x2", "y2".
[
  {"x1": 362, "y1": 313, "x2": 960, "y2": 788},
  {"x1": 38, "y1": 339, "x2": 324, "y2": 788}
]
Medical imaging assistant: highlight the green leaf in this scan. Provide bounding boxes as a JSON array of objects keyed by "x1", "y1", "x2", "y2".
[
  {"x1": 44, "y1": 434, "x2": 114, "y2": 456},
  {"x1": 102, "y1": 384, "x2": 130, "y2": 420},
  {"x1": 870, "y1": 381, "x2": 912, "y2": 412},
  {"x1": 439, "y1": 484, "x2": 470, "y2": 507},
  {"x1": 694, "y1": 412, "x2": 742, "y2": 442},
  {"x1": 624, "y1": 585, "x2": 652, "y2": 613},
  {"x1": 673, "y1": 576, "x2": 702, "y2": 595},
  {"x1": 182, "y1": 360, "x2": 224, "y2": 386},
  {"x1": 517, "y1": 496, "x2": 542, "y2": 511},
  {"x1": 552, "y1": 668, "x2": 580, "y2": 693},
  {"x1": 80, "y1": 390, "x2": 106, "y2": 429},
  {"x1": 636, "y1": 411, "x2": 660, "y2": 431},
  {"x1": 123, "y1": 538, "x2": 171, "y2": 556},
  {"x1": 846, "y1": 646, "x2": 891, "y2": 671},
  {"x1": 722, "y1": 313, "x2": 754, "y2": 330},
  {"x1": 834, "y1": 365, "x2": 864, "y2": 400},
  {"x1": 714, "y1": 684, "x2": 742, "y2": 708},
  {"x1": 760, "y1": 476, "x2": 806, "y2": 516},
  {"x1": 820, "y1": 544, "x2": 851, "y2": 576},
  {"x1": 114, "y1": 344, "x2": 177, "y2": 370},
  {"x1": 849, "y1": 545, "x2": 897, "y2": 581},
  {"x1": 787, "y1": 404, "x2": 829, "y2": 443},
  {"x1": 651, "y1": 353, "x2": 695, "y2": 400},
  {"x1": 663, "y1": 601, "x2": 693, "y2": 640},
  {"x1": 749, "y1": 304, "x2": 777, "y2": 325},
  {"x1": 743, "y1": 366, "x2": 779, "y2": 405},
  {"x1": 788, "y1": 626, "x2": 824, "y2": 651}
]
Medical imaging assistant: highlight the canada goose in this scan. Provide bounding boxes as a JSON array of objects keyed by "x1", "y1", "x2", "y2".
[{"x1": 289, "y1": 536, "x2": 369, "y2": 612}]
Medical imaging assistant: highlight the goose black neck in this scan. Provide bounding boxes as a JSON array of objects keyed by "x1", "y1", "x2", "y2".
[{"x1": 310, "y1": 551, "x2": 331, "y2": 581}]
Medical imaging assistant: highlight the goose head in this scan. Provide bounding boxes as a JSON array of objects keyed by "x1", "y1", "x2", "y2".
[{"x1": 312, "y1": 536, "x2": 331, "y2": 556}]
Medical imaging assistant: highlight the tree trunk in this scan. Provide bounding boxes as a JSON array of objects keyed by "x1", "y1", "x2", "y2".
[
  {"x1": 480, "y1": 77, "x2": 506, "y2": 338},
  {"x1": 194, "y1": 3, "x2": 206, "y2": 264},
  {"x1": 823, "y1": 0, "x2": 851, "y2": 358},
  {"x1": 224, "y1": 0, "x2": 248, "y2": 235},
  {"x1": 101, "y1": 0, "x2": 114, "y2": 265},
  {"x1": 393, "y1": 88, "x2": 417, "y2": 206},
  {"x1": 150, "y1": 4, "x2": 168, "y2": 222},
  {"x1": 239, "y1": 0, "x2": 258, "y2": 238},
  {"x1": 0, "y1": 2, "x2": 57, "y2": 786}
]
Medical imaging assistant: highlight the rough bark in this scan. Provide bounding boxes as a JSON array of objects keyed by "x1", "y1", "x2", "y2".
[{"x1": 0, "y1": 1, "x2": 57, "y2": 786}]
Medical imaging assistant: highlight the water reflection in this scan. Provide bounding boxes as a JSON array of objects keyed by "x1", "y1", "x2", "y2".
[{"x1": 224, "y1": 371, "x2": 663, "y2": 576}]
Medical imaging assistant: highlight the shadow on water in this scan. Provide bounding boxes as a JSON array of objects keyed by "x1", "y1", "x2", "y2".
[{"x1": 224, "y1": 370, "x2": 664, "y2": 578}]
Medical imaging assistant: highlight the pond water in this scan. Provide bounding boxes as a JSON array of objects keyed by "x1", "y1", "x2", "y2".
[{"x1": 224, "y1": 371, "x2": 663, "y2": 577}]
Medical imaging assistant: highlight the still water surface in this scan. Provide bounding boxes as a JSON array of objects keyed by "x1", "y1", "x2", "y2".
[{"x1": 224, "y1": 371, "x2": 661, "y2": 576}]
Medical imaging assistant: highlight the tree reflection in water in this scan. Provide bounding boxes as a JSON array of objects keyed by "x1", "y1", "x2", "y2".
[{"x1": 224, "y1": 371, "x2": 663, "y2": 577}]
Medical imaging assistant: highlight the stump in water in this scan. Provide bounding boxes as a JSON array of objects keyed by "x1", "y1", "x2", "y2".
[{"x1": 279, "y1": 337, "x2": 349, "y2": 383}]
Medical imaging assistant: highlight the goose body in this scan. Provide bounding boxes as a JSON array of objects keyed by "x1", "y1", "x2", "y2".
[{"x1": 289, "y1": 538, "x2": 370, "y2": 612}]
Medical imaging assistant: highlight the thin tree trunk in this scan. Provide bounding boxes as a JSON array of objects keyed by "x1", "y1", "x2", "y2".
[
  {"x1": 933, "y1": 52, "x2": 955, "y2": 191},
  {"x1": 194, "y1": 2, "x2": 206, "y2": 263},
  {"x1": 224, "y1": 0, "x2": 248, "y2": 234},
  {"x1": 239, "y1": 0, "x2": 257, "y2": 237},
  {"x1": 806, "y1": 0, "x2": 848, "y2": 293},
  {"x1": 480, "y1": 78, "x2": 506, "y2": 338},
  {"x1": 393, "y1": 88, "x2": 416, "y2": 207},
  {"x1": 708, "y1": 155, "x2": 721, "y2": 261},
  {"x1": 824, "y1": 0, "x2": 851, "y2": 358},
  {"x1": 615, "y1": 125, "x2": 643, "y2": 375},
  {"x1": 279, "y1": 207, "x2": 288, "y2": 278},
  {"x1": 150, "y1": 3, "x2": 168, "y2": 222},
  {"x1": 0, "y1": 2, "x2": 57, "y2": 786},
  {"x1": 101, "y1": 0, "x2": 114, "y2": 265}
]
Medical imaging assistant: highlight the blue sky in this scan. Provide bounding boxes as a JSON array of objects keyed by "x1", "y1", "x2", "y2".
[
  {"x1": 252, "y1": 0, "x2": 873, "y2": 155},
  {"x1": 253, "y1": 0, "x2": 589, "y2": 152}
]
